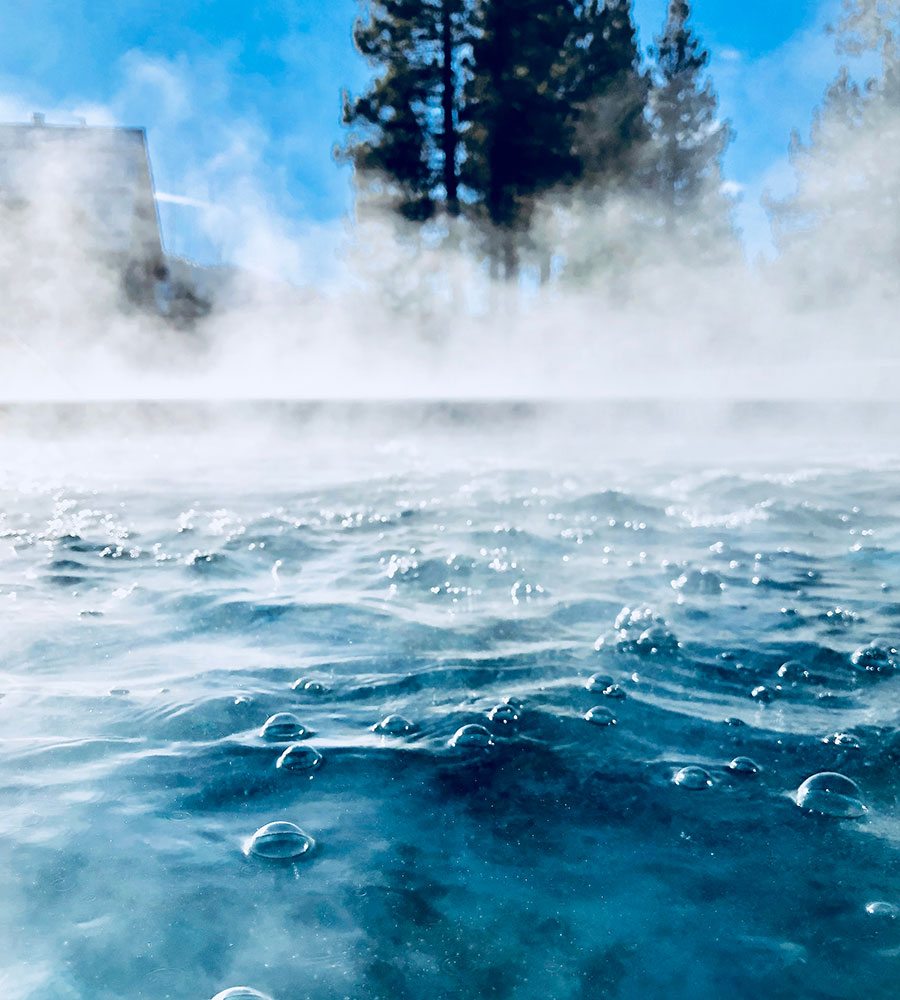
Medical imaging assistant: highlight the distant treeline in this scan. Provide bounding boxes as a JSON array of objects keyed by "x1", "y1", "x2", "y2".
[{"x1": 340, "y1": 0, "x2": 900, "y2": 301}]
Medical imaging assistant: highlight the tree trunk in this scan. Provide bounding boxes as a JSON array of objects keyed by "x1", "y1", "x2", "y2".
[
  {"x1": 502, "y1": 228, "x2": 518, "y2": 283},
  {"x1": 539, "y1": 253, "x2": 552, "y2": 286},
  {"x1": 441, "y1": 3, "x2": 459, "y2": 217}
]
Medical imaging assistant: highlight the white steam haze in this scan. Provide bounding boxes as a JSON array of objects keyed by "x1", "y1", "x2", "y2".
[{"x1": 0, "y1": 10, "x2": 897, "y2": 405}]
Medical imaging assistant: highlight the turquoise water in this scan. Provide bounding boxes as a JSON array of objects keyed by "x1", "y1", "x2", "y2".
[{"x1": 2, "y1": 403, "x2": 900, "y2": 1000}]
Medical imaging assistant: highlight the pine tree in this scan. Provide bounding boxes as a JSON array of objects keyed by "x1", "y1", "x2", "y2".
[
  {"x1": 647, "y1": 1, "x2": 735, "y2": 252},
  {"x1": 340, "y1": 0, "x2": 469, "y2": 223},
  {"x1": 566, "y1": 0, "x2": 650, "y2": 191},
  {"x1": 461, "y1": 0, "x2": 580, "y2": 279},
  {"x1": 543, "y1": 0, "x2": 651, "y2": 287}
]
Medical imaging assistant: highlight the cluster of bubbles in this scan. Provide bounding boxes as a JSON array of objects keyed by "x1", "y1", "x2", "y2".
[
  {"x1": 291, "y1": 677, "x2": 328, "y2": 695},
  {"x1": 669, "y1": 752, "x2": 868, "y2": 822},
  {"x1": 587, "y1": 611, "x2": 877, "y2": 826},
  {"x1": 582, "y1": 671, "x2": 628, "y2": 726},
  {"x1": 221, "y1": 605, "x2": 881, "y2": 999},
  {"x1": 595, "y1": 605, "x2": 681, "y2": 658},
  {"x1": 740, "y1": 638, "x2": 900, "y2": 708},
  {"x1": 850, "y1": 644, "x2": 898, "y2": 675},
  {"x1": 242, "y1": 701, "x2": 327, "y2": 882},
  {"x1": 488, "y1": 702, "x2": 519, "y2": 724},
  {"x1": 670, "y1": 567, "x2": 725, "y2": 595}
]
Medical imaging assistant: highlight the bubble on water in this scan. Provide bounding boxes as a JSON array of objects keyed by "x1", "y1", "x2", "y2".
[
  {"x1": 585, "y1": 673, "x2": 614, "y2": 692},
  {"x1": 449, "y1": 724, "x2": 493, "y2": 748},
  {"x1": 635, "y1": 624, "x2": 678, "y2": 655},
  {"x1": 373, "y1": 714, "x2": 414, "y2": 735},
  {"x1": 724, "y1": 717, "x2": 746, "y2": 727},
  {"x1": 777, "y1": 660, "x2": 810, "y2": 682},
  {"x1": 671, "y1": 568, "x2": 724, "y2": 594},
  {"x1": 820, "y1": 606, "x2": 860, "y2": 627},
  {"x1": 601, "y1": 683, "x2": 626, "y2": 700},
  {"x1": 865, "y1": 901, "x2": 900, "y2": 919},
  {"x1": 614, "y1": 606, "x2": 646, "y2": 631},
  {"x1": 276, "y1": 744, "x2": 323, "y2": 772},
  {"x1": 673, "y1": 766, "x2": 713, "y2": 790},
  {"x1": 822, "y1": 732, "x2": 860, "y2": 748},
  {"x1": 260, "y1": 713, "x2": 308, "y2": 741},
  {"x1": 488, "y1": 703, "x2": 519, "y2": 724},
  {"x1": 851, "y1": 645, "x2": 898, "y2": 675},
  {"x1": 210, "y1": 988, "x2": 275, "y2": 1000},
  {"x1": 795, "y1": 772, "x2": 867, "y2": 818},
  {"x1": 728, "y1": 756, "x2": 760, "y2": 775},
  {"x1": 291, "y1": 677, "x2": 328, "y2": 694},
  {"x1": 108, "y1": 688, "x2": 130, "y2": 697},
  {"x1": 585, "y1": 706, "x2": 616, "y2": 726},
  {"x1": 750, "y1": 685, "x2": 774, "y2": 703},
  {"x1": 233, "y1": 695, "x2": 252, "y2": 706},
  {"x1": 244, "y1": 821, "x2": 315, "y2": 860}
]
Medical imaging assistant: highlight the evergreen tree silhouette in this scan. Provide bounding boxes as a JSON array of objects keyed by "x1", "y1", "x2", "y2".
[
  {"x1": 461, "y1": 0, "x2": 579, "y2": 280},
  {"x1": 340, "y1": 0, "x2": 469, "y2": 223},
  {"x1": 648, "y1": 1, "x2": 735, "y2": 252},
  {"x1": 566, "y1": 0, "x2": 650, "y2": 192}
]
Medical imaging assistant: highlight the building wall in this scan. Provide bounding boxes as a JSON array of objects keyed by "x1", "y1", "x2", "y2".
[{"x1": 0, "y1": 118, "x2": 164, "y2": 276}]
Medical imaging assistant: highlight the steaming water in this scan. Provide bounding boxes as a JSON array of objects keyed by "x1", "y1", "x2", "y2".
[{"x1": 4, "y1": 402, "x2": 900, "y2": 1000}]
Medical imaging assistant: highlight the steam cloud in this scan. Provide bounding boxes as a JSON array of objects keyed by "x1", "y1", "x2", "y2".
[{"x1": 0, "y1": 30, "x2": 898, "y2": 405}]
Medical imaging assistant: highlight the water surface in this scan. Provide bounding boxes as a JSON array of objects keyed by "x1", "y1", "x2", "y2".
[{"x1": 2, "y1": 401, "x2": 899, "y2": 1000}]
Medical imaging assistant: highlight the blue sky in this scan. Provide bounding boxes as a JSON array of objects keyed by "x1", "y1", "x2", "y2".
[{"x1": 0, "y1": 1, "x2": 848, "y2": 270}]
